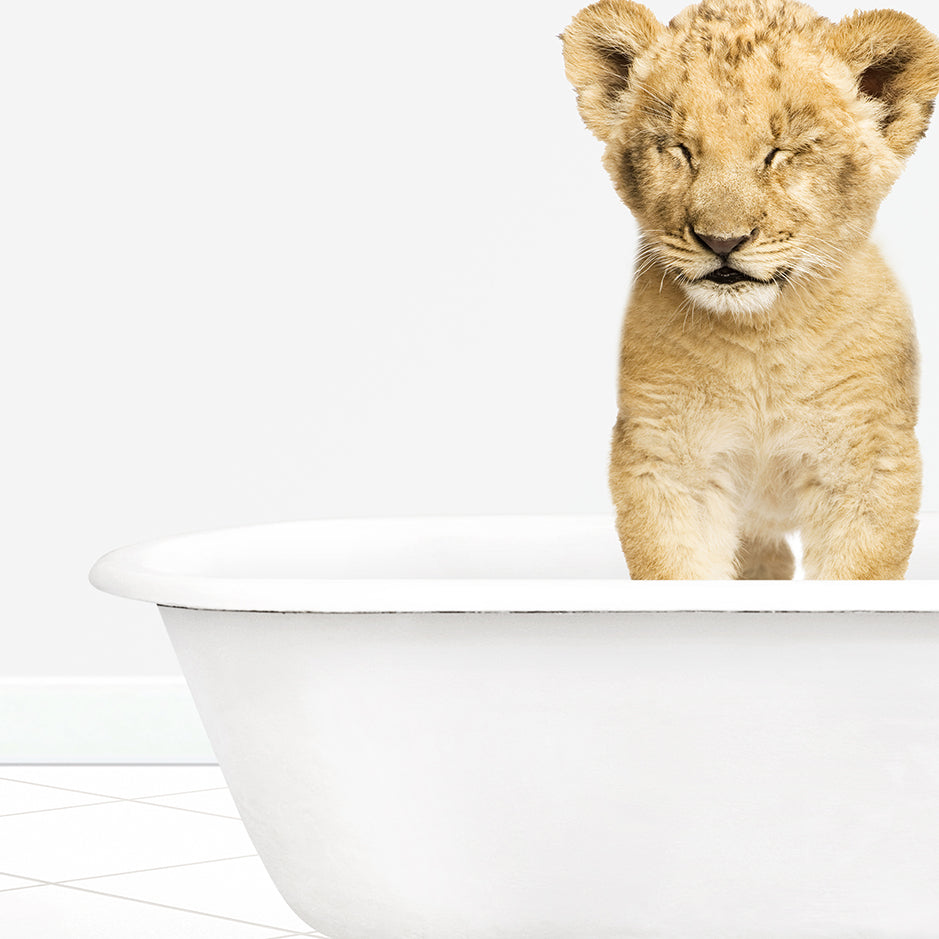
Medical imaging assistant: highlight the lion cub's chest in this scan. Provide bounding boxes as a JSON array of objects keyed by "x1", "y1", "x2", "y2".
[
  {"x1": 729, "y1": 412, "x2": 810, "y2": 533},
  {"x1": 713, "y1": 340, "x2": 821, "y2": 531}
]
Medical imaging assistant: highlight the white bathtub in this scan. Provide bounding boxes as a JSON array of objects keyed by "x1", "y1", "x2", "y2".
[{"x1": 90, "y1": 514, "x2": 939, "y2": 939}]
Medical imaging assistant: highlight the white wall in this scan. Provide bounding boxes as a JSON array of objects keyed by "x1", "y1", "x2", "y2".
[{"x1": 3, "y1": 0, "x2": 938, "y2": 710}]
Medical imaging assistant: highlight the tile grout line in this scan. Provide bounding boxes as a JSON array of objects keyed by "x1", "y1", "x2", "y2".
[
  {"x1": 0, "y1": 869, "x2": 60, "y2": 894},
  {"x1": 51, "y1": 853, "x2": 260, "y2": 886},
  {"x1": 0, "y1": 773, "x2": 227, "y2": 802},
  {"x1": 0, "y1": 880, "x2": 326, "y2": 936},
  {"x1": 0, "y1": 854, "x2": 260, "y2": 889},
  {"x1": 54, "y1": 880, "x2": 309, "y2": 933},
  {"x1": 258, "y1": 934, "x2": 324, "y2": 938},
  {"x1": 0, "y1": 796, "x2": 241, "y2": 821},
  {"x1": 3, "y1": 866, "x2": 310, "y2": 935},
  {"x1": 0, "y1": 798, "x2": 123, "y2": 819},
  {"x1": 262, "y1": 934, "x2": 328, "y2": 938},
  {"x1": 0, "y1": 775, "x2": 129, "y2": 801},
  {"x1": 0, "y1": 776, "x2": 136, "y2": 799},
  {"x1": 256, "y1": 934, "x2": 321, "y2": 939},
  {"x1": 0, "y1": 779, "x2": 240, "y2": 820},
  {"x1": 250, "y1": 931, "x2": 328, "y2": 939},
  {"x1": 127, "y1": 786, "x2": 229, "y2": 799},
  {"x1": 128, "y1": 798, "x2": 242, "y2": 820},
  {"x1": 0, "y1": 871, "x2": 50, "y2": 893}
]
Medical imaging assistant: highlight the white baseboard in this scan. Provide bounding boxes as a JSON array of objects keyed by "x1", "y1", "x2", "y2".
[{"x1": 0, "y1": 678, "x2": 215, "y2": 764}]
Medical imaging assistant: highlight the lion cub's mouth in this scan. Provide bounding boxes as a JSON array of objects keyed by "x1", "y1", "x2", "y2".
[{"x1": 702, "y1": 266, "x2": 763, "y2": 285}]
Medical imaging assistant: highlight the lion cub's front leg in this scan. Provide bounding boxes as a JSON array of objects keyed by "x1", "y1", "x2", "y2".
[
  {"x1": 798, "y1": 427, "x2": 922, "y2": 579},
  {"x1": 609, "y1": 417, "x2": 740, "y2": 579}
]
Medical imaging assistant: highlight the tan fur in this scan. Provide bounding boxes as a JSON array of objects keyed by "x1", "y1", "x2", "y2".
[{"x1": 562, "y1": 0, "x2": 939, "y2": 578}]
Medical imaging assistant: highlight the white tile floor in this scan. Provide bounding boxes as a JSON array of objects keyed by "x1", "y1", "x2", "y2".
[{"x1": 0, "y1": 765, "x2": 329, "y2": 938}]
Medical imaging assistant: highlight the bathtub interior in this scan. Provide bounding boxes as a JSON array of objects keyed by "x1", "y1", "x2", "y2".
[
  {"x1": 100, "y1": 512, "x2": 939, "y2": 580},
  {"x1": 113, "y1": 515, "x2": 627, "y2": 580},
  {"x1": 88, "y1": 512, "x2": 939, "y2": 615}
]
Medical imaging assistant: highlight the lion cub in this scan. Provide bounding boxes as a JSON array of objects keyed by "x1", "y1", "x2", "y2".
[{"x1": 563, "y1": 0, "x2": 939, "y2": 579}]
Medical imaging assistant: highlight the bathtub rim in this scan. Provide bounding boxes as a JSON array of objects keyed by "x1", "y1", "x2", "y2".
[{"x1": 89, "y1": 513, "x2": 939, "y2": 614}]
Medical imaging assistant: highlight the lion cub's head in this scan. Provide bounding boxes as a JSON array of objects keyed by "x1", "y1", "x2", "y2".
[{"x1": 562, "y1": 0, "x2": 939, "y2": 318}]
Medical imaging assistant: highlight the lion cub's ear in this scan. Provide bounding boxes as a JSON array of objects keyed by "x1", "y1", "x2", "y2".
[
  {"x1": 827, "y1": 10, "x2": 939, "y2": 159},
  {"x1": 562, "y1": 0, "x2": 664, "y2": 142}
]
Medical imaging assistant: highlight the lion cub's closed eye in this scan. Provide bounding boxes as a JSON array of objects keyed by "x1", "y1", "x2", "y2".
[{"x1": 562, "y1": 0, "x2": 939, "y2": 579}]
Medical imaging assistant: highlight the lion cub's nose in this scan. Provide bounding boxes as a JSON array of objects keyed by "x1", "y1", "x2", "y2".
[{"x1": 693, "y1": 229, "x2": 756, "y2": 258}]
